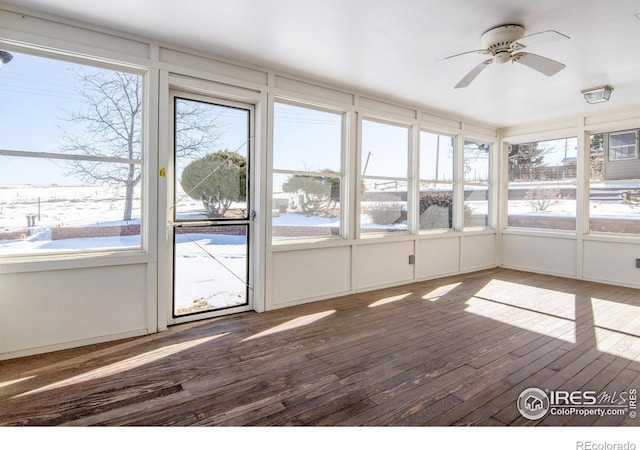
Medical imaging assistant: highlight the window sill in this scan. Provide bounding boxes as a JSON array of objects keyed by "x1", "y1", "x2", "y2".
[
  {"x1": 269, "y1": 236, "x2": 348, "y2": 252},
  {"x1": 0, "y1": 249, "x2": 153, "y2": 274},
  {"x1": 501, "y1": 227, "x2": 577, "y2": 240}
]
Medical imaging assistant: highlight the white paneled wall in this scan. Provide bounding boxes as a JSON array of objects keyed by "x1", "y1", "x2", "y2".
[
  {"x1": 583, "y1": 240, "x2": 640, "y2": 288},
  {"x1": 415, "y1": 236, "x2": 460, "y2": 279},
  {"x1": 462, "y1": 234, "x2": 496, "y2": 272},
  {"x1": 268, "y1": 233, "x2": 500, "y2": 309},
  {"x1": 270, "y1": 246, "x2": 351, "y2": 308},
  {"x1": 356, "y1": 241, "x2": 415, "y2": 290},
  {"x1": 500, "y1": 234, "x2": 578, "y2": 278},
  {"x1": 0, "y1": 264, "x2": 149, "y2": 358}
]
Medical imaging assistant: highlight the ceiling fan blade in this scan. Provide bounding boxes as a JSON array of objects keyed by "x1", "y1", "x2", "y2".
[
  {"x1": 513, "y1": 52, "x2": 565, "y2": 76},
  {"x1": 442, "y1": 49, "x2": 490, "y2": 60},
  {"x1": 511, "y1": 30, "x2": 570, "y2": 51},
  {"x1": 454, "y1": 59, "x2": 492, "y2": 88}
]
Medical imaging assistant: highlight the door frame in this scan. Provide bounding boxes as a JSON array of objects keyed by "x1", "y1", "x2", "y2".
[{"x1": 158, "y1": 74, "x2": 263, "y2": 328}]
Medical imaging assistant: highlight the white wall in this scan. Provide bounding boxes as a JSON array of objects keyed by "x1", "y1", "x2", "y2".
[
  {"x1": 500, "y1": 112, "x2": 640, "y2": 289},
  {"x1": 499, "y1": 232, "x2": 640, "y2": 290},
  {"x1": 0, "y1": 263, "x2": 151, "y2": 358},
  {"x1": 416, "y1": 236, "x2": 460, "y2": 279},
  {"x1": 583, "y1": 239, "x2": 640, "y2": 288},
  {"x1": 270, "y1": 246, "x2": 351, "y2": 308},
  {"x1": 356, "y1": 240, "x2": 415, "y2": 290},
  {"x1": 267, "y1": 231, "x2": 499, "y2": 310},
  {"x1": 500, "y1": 234, "x2": 578, "y2": 278}
]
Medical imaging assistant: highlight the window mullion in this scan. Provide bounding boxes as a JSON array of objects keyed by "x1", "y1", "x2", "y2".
[{"x1": 0, "y1": 149, "x2": 141, "y2": 165}]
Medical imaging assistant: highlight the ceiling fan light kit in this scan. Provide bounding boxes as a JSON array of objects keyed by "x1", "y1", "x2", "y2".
[{"x1": 446, "y1": 23, "x2": 569, "y2": 88}]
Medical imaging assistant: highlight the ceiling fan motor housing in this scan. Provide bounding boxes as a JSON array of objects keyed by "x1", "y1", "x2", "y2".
[{"x1": 481, "y1": 24, "x2": 525, "y2": 56}]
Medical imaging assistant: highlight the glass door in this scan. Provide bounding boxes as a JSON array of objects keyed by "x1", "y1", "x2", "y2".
[{"x1": 170, "y1": 92, "x2": 253, "y2": 320}]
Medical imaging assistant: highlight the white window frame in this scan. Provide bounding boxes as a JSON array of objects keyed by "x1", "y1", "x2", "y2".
[
  {"x1": 608, "y1": 130, "x2": 638, "y2": 161},
  {"x1": 0, "y1": 46, "x2": 149, "y2": 260},
  {"x1": 417, "y1": 129, "x2": 456, "y2": 232},
  {"x1": 271, "y1": 98, "x2": 347, "y2": 242},
  {"x1": 463, "y1": 138, "x2": 492, "y2": 230},
  {"x1": 358, "y1": 116, "x2": 412, "y2": 237},
  {"x1": 504, "y1": 135, "x2": 579, "y2": 233}
]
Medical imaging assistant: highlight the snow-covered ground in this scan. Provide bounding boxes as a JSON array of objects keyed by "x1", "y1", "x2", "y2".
[
  {"x1": 0, "y1": 184, "x2": 141, "y2": 253},
  {"x1": 0, "y1": 184, "x2": 141, "y2": 227},
  {"x1": 173, "y1": 232, "x2": 247, "y2": 314},
  {"x1": 2, "y1": 183, "x2": 638, "y2": 313}
]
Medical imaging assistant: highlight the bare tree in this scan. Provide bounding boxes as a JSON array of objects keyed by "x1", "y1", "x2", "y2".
[
  {"x1": 61, "y1": 70, "x2": 142, "y2": 221},
  {"x1": 174, "y1": 97, "x2": 228, "y2": 161},
  {"x1": 61, "y1": 69, "x2": 225, "y2": 221}
]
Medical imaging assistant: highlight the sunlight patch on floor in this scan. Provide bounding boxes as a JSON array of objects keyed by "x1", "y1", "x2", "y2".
[
  {"x1": 242, "y1": 310, "x2": 336, "y2": 341},
  {"x1": 465, "y1": 296, "x2": 576, "y2": 343},
  {"x1": 368, "y1": 293, "x2": 412, "y2": 308},
  {"x1": 592, "y1": 297, "x2": 640, "y2": 359},
  {"x1": 591, "y1": 297, "x2": 640, "y2": 337},
  {"x1": 421, "y1": 282, "x2": 462, "y2": 302},
  {"x1": 13, "y1": 333, "x2": 228, "y2": 398},
  {"x1": 475, "y1": 279, "x2": 576, "y2": 320},
  {"x1": 594, "y1": 326, "x2": 640, "y2": 359},
  {"x1": 0, "y1": 376, "x2": 36, "y2": 390}
]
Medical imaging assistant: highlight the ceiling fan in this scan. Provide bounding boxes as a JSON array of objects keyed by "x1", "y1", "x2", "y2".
[{"x1": 445, "y1": 24, "x2": 570, "y2": 88}]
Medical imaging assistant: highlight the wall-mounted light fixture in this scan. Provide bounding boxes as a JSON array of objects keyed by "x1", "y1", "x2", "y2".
[
  {"x1": 0, "y1": 50, "x2": 13, "y2": 70},
  {"x1": 581, "y1": 85, "x2": 613, "y2": 104}
]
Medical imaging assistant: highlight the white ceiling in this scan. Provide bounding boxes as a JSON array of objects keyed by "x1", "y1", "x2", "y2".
[{"x1": 2, "y1": 0, "x2": 640, "y2": 128}]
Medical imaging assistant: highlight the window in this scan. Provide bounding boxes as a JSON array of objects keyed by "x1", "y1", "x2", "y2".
[
  {"x1": 360, "y1": 119, "x2": 409, "y2": 234},
  {"x1": 0, "y1": 51, "x2": 144, "y2": 256},
  {"x1": 608, "y1": 130, "x2": 638, "y2": 161},
  {"x1": 419, "y1": 131, "x2": 454, "y2": 230},
  {"x1": 464, "y1": 140, "x2": 491, "y2": 229},
  {"x1": 589, "y1": 129, "x2": 640, "y2": 234},
  {"x1": 507, "y1": 137, "x2": 577, "y2": 231},
  {"x1": 272, "y1": 101, "x2": 343, "y2": 240}
]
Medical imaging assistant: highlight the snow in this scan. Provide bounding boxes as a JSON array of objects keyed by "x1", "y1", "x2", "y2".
[
  {"x1": 0, "y1": 184, "x2": 141, "y2": 253},
  {"x1": 0, "y1": 184, "x2": 141, "y2": 227},
  {"x1": 173, "y1": 233, "x2": 247, "y2": 313},
  {"x1": 0, "y1": 233, "x2": 141, "y2": 253},
  {"x1": 272, "y1": 212, "x2": 339, "y2": 226},
  {"x1": 1, "y1": 183, "x2": 638, "y2": 314}
]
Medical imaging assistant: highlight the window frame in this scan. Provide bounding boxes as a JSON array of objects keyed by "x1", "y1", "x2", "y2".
[
  {"x1": 463, "y1": 138, "x2": 492, "y2": 230},
  {"x1": 0, "y1": 47, "x2": 149, "y2": 259},
  {"x1": 359, "y1": 116, "x2": 412, "y2": 236},
  {"x1": 589, "y1": 128, "x2": 640, "y2": 236},
  {"x1": 505, "y1": 136, "x2": 579, "y2": 233},
  {"x1": 270, "y1": 98, "x2": 347, "y2": 242},
  {"x1": 418, "y1": 130, "x2": 456, "y2": 232},
  {"x1": 608, "y1": 130, "x2": 639, "y2": 162}
]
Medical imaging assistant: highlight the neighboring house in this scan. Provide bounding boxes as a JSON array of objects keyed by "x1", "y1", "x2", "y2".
[{"x1": 592, "y1": 129, "x2": 640, "y2": 181}]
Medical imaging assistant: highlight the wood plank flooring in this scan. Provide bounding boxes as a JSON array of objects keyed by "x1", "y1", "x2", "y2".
[{"x1": 1, "y1": 268, "x2": 639, "y2": 426}]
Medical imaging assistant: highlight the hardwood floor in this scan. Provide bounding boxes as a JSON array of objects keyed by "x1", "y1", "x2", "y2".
[{"x1": 1, "y1": 268, "x2": 639, "y2": 426}]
